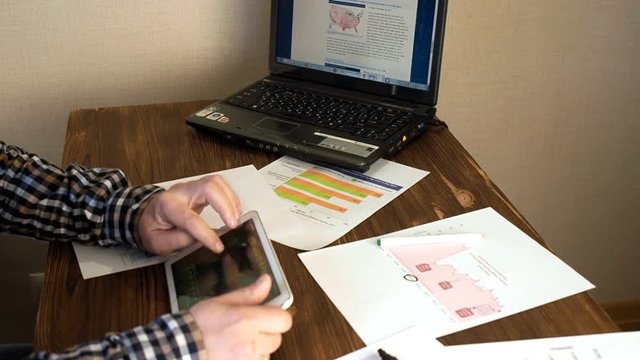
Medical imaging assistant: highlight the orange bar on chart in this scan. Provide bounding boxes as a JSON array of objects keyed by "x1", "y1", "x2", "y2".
[
  {"x1": 287, "y1": 177, "x2": 362, "y2": 204},
  {"x1": 275, "y1": 186, "x2": 348, "y2": 213},
  {"x1": 301, "y1": 170, "x2": 383, "y2": 198}
]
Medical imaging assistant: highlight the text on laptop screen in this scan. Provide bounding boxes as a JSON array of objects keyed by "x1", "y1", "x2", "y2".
[{"x1": 275, "y1": 0, "x2": 439, "y2": 91}]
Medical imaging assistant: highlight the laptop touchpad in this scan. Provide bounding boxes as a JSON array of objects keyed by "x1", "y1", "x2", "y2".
[{"x1": 253, "y1": 117, "x2": 299, "y2": 135}]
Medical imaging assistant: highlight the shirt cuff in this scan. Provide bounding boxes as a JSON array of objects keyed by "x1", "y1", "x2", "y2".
[
  {"x1": 119, "y1": 312, "x2": 208, "y2": 359},
  {"x1": 183, "y1": 311, "x2": 208, "y2": 359},
  {"x1": 28, "y1": 312, "x2": 207, "y2": 359},
  {"x1": 103, "y1": 185, "x2": 164, "y2": 248}
]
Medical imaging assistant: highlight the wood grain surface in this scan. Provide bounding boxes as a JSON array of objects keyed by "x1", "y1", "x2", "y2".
[{"x1": 33, "y1": 100, "x2": 618, "y2": 358}]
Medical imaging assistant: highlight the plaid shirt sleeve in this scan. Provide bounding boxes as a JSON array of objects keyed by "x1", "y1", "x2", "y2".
[
  {"x1": 1, "y1": 142, "x2": 208, "y2": 358},
  {"x1": 0, "y1": 141, "x2": 163, "y2": 248},
  {"x1": 29, "y1": 312, "x2": 207, "y2": 360}
]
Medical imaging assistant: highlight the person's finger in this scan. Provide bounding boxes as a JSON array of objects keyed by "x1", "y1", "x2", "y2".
[
  {"x1": 200, "y1": 176, "x2": 242, "y2": 228},
  {"x1": 162, "y1": 199, "x2": 224, "y2": 253},
  {"x1": 249, "y1": 307, "x2": 293, "y2": 334},
  {"x1": 146, "y1": 229, "x2": 197, "y2": 254},
  {"x1": 168, "y1": 177, "x2": 235, "y2": 220},
  {"x1": 222, "y1": 254, "x2": 242, "y2": 289},
  {"x1": 209, "y1": 175, "x2": 243, "y2": 220},
  {"x1": 254, "y1": 333, "x2": 283, "y2": 357},
  {"x1": 214, "y1": 274, "x2": 272, "y2": 305}
]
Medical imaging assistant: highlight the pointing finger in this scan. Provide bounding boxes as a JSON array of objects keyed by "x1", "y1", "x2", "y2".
[
  {"x1": 209, "y1": 175, "x2": 243, "y2": 222},
  {"x1": 199, "y1": 177, "x2": 242, "y2": 229},
  {"x1": 162, "y1": 198, "x2": 224, "y2": 253}
]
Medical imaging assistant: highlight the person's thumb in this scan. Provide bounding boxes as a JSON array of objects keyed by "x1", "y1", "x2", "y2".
[{"x1": 213, "y1": 274, "x2": 272, "y2": 305}]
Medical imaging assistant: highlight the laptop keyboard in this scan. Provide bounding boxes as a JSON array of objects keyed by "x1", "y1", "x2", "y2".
[{"x1": 225, "y1": 81, "x2": 416, "y2": 141}]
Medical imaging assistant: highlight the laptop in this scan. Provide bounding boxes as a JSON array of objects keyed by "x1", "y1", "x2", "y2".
[{"x1": 187, "y1": 0, "x2": 448, "y2": 172}]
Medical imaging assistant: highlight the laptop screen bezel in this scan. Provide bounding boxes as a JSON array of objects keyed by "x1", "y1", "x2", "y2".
[{"x1": 269, "y1": 0, "x2": 448, "y2": 107}]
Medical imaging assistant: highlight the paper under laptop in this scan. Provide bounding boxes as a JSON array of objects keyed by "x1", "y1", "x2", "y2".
[{"x1": 186, "y1": 0, "x2": 448, "y2": 171}]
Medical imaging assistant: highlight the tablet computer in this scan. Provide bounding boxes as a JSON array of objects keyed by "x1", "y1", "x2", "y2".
[{"x1": 165, "y1": 210, "x2": 293, "y2": 312}]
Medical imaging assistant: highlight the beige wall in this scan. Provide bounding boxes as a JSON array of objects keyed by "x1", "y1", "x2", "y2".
[
  {"x1": 0, "y1": 0, "x2": 638, "y2": 342},
  {"x1": 438, "y1": 1, "x2": 640, "y2": 302},
  {"x1": 0, "y1": 0, "x2": 271, "y2": 161}
]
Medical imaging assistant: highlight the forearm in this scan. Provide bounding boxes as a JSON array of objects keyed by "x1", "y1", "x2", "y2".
[
  {"x1": 0, "y1": 141, "x2": 162, "y2": 247},
  {"x1": 29, "y1": 312, "x2": 206, "y2": 360}
]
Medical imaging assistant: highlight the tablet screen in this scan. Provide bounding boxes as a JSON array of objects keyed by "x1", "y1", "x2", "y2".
[{"x1": 170, "y1": 219, "x2": 280, "y2": 310}]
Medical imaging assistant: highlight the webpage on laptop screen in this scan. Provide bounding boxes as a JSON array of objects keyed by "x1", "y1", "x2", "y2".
[{"x1": 275, "y1": 0, "x2": 439, "y2": 91}]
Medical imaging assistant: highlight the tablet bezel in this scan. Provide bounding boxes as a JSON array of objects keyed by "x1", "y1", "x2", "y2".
[{"x1": 164, "y1": 210, "x2": 293, "y2": 312}]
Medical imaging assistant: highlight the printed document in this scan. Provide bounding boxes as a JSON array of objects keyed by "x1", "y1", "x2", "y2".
[
  {"x1": 73, "y1": 165, "x2": 293, "y2": 279},
  {"x1": 259, "y1": 156, "x2": 428, "y2": 250},
  {"x1": 337, "y1": 326, "x2": 443, "y2": 360},
  {"x1": 300, "y1": 208, "x2": 594, "y2": 344},
  {"x1": 339, "y1": 328, "x2": 639, "y2": 360},
  {"x1": 432, "y1": 331, "x2": 640, "y2": 359}
]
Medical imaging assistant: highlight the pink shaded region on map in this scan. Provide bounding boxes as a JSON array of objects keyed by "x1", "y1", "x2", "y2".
[
  {"x1": 387, "y1": 242, "x2": 503, "y2": 322},
  {"x1": 330, "y1": 5, "x2": 361, "y2": 32}
]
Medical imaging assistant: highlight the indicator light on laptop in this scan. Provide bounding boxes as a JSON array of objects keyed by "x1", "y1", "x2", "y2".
[{"x1": 402, "y1": 135, "x2": 407, "y2": 142}]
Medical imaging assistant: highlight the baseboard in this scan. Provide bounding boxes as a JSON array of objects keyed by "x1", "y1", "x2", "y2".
[{"x1": 601, "y1": 299, "x2": 640, "y2": 331}]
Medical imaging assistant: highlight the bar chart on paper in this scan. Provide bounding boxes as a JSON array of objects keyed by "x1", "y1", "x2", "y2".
[
  {"x1": 381, "y1": 237, "x2": 504, "y2": 323},
  {"x1": 259, "y1": 156, "x2": 428, "y2": 250},
  {"x1": 266, "y1": 158, "x2": 401, "y2": 227},
  {"x1": 274, "y1": 169, "x2": 384, "y2": 214}
]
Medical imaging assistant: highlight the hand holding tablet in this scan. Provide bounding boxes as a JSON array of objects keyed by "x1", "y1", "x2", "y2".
[
  {"x1": 189, "y1": 274, "x2": 293, "y2": 359},
  {"x1": 164, "y1": 211, "x2": 294, "y2": 358},
  {"x1": 165, "y1": 210, "x2": 293, "y2": 312}
]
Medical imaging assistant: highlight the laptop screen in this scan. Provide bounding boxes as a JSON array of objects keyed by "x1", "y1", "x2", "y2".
[{"x1": 274, "y1": 0, "x2": 440, "y2": 92}]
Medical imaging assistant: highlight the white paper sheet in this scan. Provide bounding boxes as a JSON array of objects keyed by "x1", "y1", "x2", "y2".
[
  {"x1": 339, "y1": 329, "x2": 640, "y2": 360},
  {"x1": 259, "y1": 156, "x2": 428, "y2": 250},
  {"x1": 74, "y1": 165, "x2": 293, "y2": 279},
  {"x1": 337, "y1": 326, "x2": 444, "y2": 360},
  {"x1": 431, "y1": 331, "x2": 640, "y2": 359},
  {"x1": 72, "y1": 244, "x2": 171, "y2": 278},
  {"x1": 299, "y1": 208, "x2": 595, "y2": 344}
]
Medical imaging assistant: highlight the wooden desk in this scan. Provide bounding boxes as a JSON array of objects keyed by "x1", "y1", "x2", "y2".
[{"x1": 34, "y1": 101, "x2": 617, "y2": 358}]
